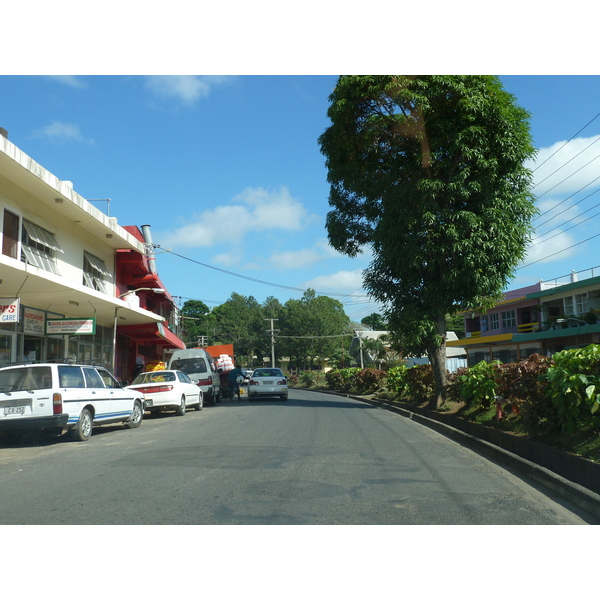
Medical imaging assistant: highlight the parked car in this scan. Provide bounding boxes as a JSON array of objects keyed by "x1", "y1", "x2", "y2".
[
  {"x1": 127, "y1": 370, "x2": 202, "y2": 415},
  {"x1": 247, "y1": 368, "x2": 288, "y2": 401},
  {"x1": 168, "y1": 348, "x2": 221, "y2": 404},
  {"x1": 0, "y1": 363, "x2": 145, "y2": 442}
]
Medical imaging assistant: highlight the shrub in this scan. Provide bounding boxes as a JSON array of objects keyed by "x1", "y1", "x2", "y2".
[
  {"x1": 325, "y1": 369, "x2": 345, "y2": 390},
  {"x1": 324, "y1": 368, "x2": 361, "y2": 390},
  {"x1": 299, "y1": 371, "x2": 324, "y2": 387},
  {"x1": 545, "y1": 345, "x2": 600, "y2": 433},
  {"x1": 386, "y1": 365, "x2": 409, "y2": 396},
  {"x1": 446, "y1": 367, "x2": 469, "y2": 403},
  {"x1": 286, "y1": 374, "x2": 299, "y2": 387},
  {"x1": 354, "y1": 368, "x2": 387, "y2": 393},
  {"x1": 457, "y1": 360, "x2": 500, "y2": 409},
  {"x1": 494, "y1": 354, "x2": 556, "y2": 433},
  {"x1": 404, "y1": 364, "x2": 435, "y2": 405}
]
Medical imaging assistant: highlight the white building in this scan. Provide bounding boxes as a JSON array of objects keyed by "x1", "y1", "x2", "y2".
[{"x1": 0, "y1": 128, "x2": 183, "y2": 378}]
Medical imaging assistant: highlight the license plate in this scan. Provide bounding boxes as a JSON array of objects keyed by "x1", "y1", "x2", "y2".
[
  {"x1": 4, "y1": 406, "x2": 25, "y2": 416},
  {"x1": 263, "y1": 381, "x2": 274, "y2": 385}
]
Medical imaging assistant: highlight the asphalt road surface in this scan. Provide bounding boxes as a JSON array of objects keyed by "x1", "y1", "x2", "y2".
[{"x1": 0, "y1": 388, "x2": 596, "y2": 525}]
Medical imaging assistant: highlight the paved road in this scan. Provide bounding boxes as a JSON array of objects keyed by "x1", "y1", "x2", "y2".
[{"x1": 0, "y1": 388, "x2": 596, "y2": 524}]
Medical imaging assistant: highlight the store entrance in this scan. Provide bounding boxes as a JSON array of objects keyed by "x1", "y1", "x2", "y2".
[{"x1": 23, "y1": 336, "x2": 43, "y2": 362}]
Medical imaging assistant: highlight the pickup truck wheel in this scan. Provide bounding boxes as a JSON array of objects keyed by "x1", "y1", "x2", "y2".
[
  {"x1": 126, "y1": 400, "x2": 144, "y2": 428},
  {"x1": 71, "y1": 408, "x2": 93, "y2": 441},
  {"x1": 175, "y1": 395, "x2": 186, "y2": 416}
]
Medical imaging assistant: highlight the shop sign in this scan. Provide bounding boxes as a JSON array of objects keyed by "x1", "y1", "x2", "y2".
[
  {"x1": 0, "y1": 298, "x2": 20, "y2": 322},
  {"x1": 46, "y1": 318, "x2": 96, "y2": 335},
  {"x1": 24, "y1": 307, "x2": 46, "y2": 334}
]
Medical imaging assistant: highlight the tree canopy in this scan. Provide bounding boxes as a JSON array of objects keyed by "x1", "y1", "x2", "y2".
[
  {"x1": 319, "y1": 75, "x2": 537, "y2": 406},
  {"x1": 179, "y1": 290, "x2": 351, "y2": 370}
]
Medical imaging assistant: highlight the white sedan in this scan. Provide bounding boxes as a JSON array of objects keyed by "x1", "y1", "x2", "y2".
[
  {"x1": 247, "y1": 368, "x2": 288, "y2": 401},
  {"x1": 127, "y1": 370, "x2": 202, "y2": 416}
]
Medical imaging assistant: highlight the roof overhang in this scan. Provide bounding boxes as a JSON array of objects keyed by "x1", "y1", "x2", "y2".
[
  {"x1": 513, "y1": 323, "x2": 600, "y2": 342},
  {"x1": 1, "y1": 259, "x2": 163, "y2": 327},
  {"x1": 118, "y1": 322, "x2": 185, "y2": 349}
]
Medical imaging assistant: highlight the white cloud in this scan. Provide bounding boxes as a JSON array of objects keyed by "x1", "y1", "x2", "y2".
[
  {"x1": 159, "y1": 186, "x2": 314, "y2": 249},
  {"x1": 267, "y1": 248, "x2": 322, "y2": 270},
  {"x1": 30, "y1": 121, "x2": 94, "y2": 144},
  {"x1": 528, "y1": 135, "x2": 600, "y2": 198},
  {"x1": 302, "y1": 268, "x2": 365, "y2": 294},
  {"x1": 523, "y1": 230, "x2": 577, "y2": 266},
  {"x1": 144, "y1": 75, "x2": 232, "y2": 104},
  {"x1": 233, "y1": 186, "x2": 316, "y2": 231},
  {"x1": 46, "y1": 75, "x2": 86, "y2": 88},
  {"x1": 212, "y1": 248, "x2": 244, "y2": 268}
]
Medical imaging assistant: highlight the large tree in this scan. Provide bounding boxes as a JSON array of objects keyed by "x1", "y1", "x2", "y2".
[
  {"x1": 280, "y1": 290, "x2": 350, "y2": 370},
  {"x1": 319, "y1": 76, "x2": 537, "y2": 407}
]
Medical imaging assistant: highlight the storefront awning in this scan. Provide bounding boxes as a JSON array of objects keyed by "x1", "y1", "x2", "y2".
[{"x1": 118, "y1": 323, "x2": 185, "y2": 349}]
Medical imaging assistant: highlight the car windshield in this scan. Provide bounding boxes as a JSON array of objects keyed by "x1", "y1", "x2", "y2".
[
  {"x1": 132, "y1": 371, "x2": 176, "y2": 384},
  {"x1": 0, "y1": 366, "x2": 52, "y2": 392},
  {"x1": 170, "y1": 357, "x2": 206, "y2": 374},
  {"x1": 253, "y1": 369, "x2": 283, "y2": 377}
]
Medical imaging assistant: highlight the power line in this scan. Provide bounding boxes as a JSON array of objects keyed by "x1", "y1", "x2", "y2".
[
  {"x1": 532, "y1": 188, "x2": 600, "y2": 244},
  {"x1": 532, "y1": 111, "x2": 600, "y2": 173},
  {"x1": 277, "y1": 334, "x2": 354, "y2": 339},
  {"x1": 155, "y1": 245, "x2": 371, "y2": 299},
  {"x1": 519, "y1": 231, "x2": 600, "y2": 269},
  {"x1": 532, "y1": 135, "x2": 600, "y2": 192},
  {"x1": 532, "y1": 155, "x2": 600, "y2": 223}
]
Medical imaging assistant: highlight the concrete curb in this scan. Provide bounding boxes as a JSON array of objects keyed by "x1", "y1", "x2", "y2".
[{"x1": 298, "y1": 388, "x2": 600, "y2": 521}]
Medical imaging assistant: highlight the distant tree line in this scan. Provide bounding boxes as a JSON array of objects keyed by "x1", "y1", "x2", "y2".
[
  {"x1": 179, "y1": 291, "x2": 465, "y2": 372},
  {"x1": 180, "y1": 290, "x2": 354, "y2": 371}
]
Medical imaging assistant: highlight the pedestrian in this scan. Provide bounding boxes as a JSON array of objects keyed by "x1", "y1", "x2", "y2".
[
  {"x1": 227, "y1": 364, "x2": 245, "y2": 401},
  {"x1": 132, "y1": 362, "x2": 144, "y2": 381}
]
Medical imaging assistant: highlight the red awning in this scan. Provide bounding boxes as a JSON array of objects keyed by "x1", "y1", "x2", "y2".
[{"x1": 118, "y1": 323, "x2": 186, "y2": 350}]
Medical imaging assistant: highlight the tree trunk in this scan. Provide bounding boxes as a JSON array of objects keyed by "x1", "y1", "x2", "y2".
[{"x1": 427, "y1": 315, "x2": 447, "y2": 409}]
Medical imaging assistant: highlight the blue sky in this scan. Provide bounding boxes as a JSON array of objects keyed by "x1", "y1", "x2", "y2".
[{"x1": 3, "y1": 74, "x2": 600, "y2": 321}]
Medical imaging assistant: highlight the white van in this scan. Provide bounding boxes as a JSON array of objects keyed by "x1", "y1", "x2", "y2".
[{"x1": 168, "y1": 348, "x2": 221, "y2": 405}]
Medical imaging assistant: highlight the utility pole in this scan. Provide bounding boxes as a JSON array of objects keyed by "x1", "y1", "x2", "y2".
[
  {"x1": 355, "y1": 330, "x2": 364, "y2": 368},
  {"x1": 197, "y1": 335, "x2": 208, "y2": 347},
  {"x1": 265, "y1": 319, "x2": 279, "y2": 367}
]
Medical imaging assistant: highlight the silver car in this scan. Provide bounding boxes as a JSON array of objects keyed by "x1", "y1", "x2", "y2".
[{"x1": 247, "y1": 368, "x2": 288, "y2": 401}]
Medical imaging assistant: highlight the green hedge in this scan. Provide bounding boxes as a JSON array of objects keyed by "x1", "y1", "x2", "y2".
[{"x1": 321, "y1": 345, "x2": 600, "y2": 435}]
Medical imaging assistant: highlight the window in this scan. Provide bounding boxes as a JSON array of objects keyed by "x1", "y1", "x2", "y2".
[
  {"x1": 58, "y1": 365, "x2": 85, "y2": 388},
  {"x1": 21, "y1": 220, "x2": 62, "y2": 274},
  {"x1": 83, "y1": 367, "x2": 104, "y2": 388},
  {"x1": 563, "y1": 293, "x2": 588, "y2": 316},
  {"x1": 480, "y1": 315, "x2": 488, "y2": 331},
  {"x1": 501, "y1": 310, "x2": 516, "y2": 328},
  {"x1": 563, "y1": 296, "x2": 574, "y2": 315},
  {"x1": 83, "y1": 251, "x2": 110, "y2": 293},
  {"x1": 575, "y1": 293, "x2": 588, "y2": 315},
  {"x1": 490, "y1": 313, "x2": 499, "y2": 330},
  {"x1": 97, "y1": 368, "x2": 121, "y2": 388},
  {"x1": 2, "y1": 209, "x2": 19, "y2": 258}
]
